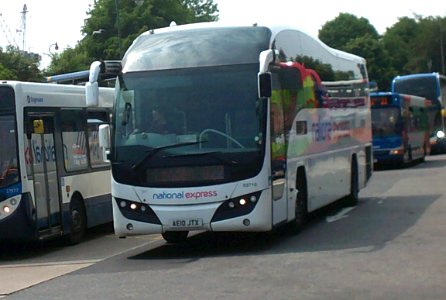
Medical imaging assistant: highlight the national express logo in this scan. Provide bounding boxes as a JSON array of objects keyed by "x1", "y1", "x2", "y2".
[{"x1": 152, "y1": 190, "x2": 218, "y2": 200}]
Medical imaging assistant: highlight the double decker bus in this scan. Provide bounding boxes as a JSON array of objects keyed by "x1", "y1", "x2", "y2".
[
  {"x1": 392, "y1": 73, "x2": 446, "y2": 153},
  {"x1": 88, "y1": 22, "x2": 373, "y2": 243},
  {"x1": 371, "y1": 92, "x2": 432, "y2": 166},
  {"x1": 0, "y1": 81, "x2": 113, "y2": 244}
]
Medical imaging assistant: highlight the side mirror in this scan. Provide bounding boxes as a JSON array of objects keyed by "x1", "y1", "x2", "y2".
[
  {"x1": 86, "y1": 81, "x2": 99, "y2": 107},
  {"x1": 99, "y1": 124, "x2": 111, "y2": 162},
  {"x1": 86, "y1": 60, "x2": 121, "y2": 107},
  {"x1": 258, "y1": 72, "x2": 272, "y2": 98},
  {"x1": 86, "y1": 61, "x2": 102, "y2": 107}
]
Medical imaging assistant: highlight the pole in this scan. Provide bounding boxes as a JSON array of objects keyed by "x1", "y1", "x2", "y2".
[
  {"x1": 440, "y1": 21, "x2": 445, "y2": 75},
  {"x1": 114, "y1": 0, "x2": 122, "y2": 58},
  {"x1": 20, "y1": 4, "x2": 28, "y2": 51}
]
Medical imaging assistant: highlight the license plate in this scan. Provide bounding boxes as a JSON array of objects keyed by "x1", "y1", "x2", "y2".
[{"x1": 170, "y1": 218, "x2": 203, "y2": 229}]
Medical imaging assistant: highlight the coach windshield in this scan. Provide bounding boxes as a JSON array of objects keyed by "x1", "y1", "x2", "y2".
[
  {"x1": 109, "y1": 26, "x2": 271, "y2": 188},
  {"x1": 111, "y1": 64, "x2": 267, "y2": 187}
]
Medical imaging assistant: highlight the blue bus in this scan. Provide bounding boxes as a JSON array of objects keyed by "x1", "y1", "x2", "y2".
[
  {"x1": 371, "y1": 92, "x2": 432, "y2": 166},
  {"x1": 392, "y1": 73, "x2": 446, "y2": 153}
]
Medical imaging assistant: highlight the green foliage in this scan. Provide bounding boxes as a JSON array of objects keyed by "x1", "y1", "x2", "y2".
[
  {"x1": 382, "y1": 15, "x2": 446, "y2": 81},
  {"x1": 0, "y1": 46, "x2": 43, "y2": 82},
  {"x1": 381, "y1": 17, "x2": 418, "y2": 75},
  {"x1": 319, "y1": 13, "x2": 379, "y2": 50},
  {"x1": 0, "y1": 63, "x2": 16, "y2": 80},
  {"x1": 44, "y1": 46, "x2": 91, "y2": 76},
  {"x1": 319, "y1": 13, "x2": 446, "y2": 91}
]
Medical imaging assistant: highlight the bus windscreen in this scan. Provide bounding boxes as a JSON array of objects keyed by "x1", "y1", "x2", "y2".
[{"x1": 393, "y1": 77, "x2": 437, "y2": 101}]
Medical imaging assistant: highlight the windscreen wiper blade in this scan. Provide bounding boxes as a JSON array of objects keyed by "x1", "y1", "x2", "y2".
[{"x1": 131, "y1": 141, "x2": 203, "y2": 170}]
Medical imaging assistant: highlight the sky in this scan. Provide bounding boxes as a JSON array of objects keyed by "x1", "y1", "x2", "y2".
[{"x1": 0, "y1": 0, "x2": 445, "y2": 70}]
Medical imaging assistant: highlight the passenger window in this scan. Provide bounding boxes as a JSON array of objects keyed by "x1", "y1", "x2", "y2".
[
  {"x1": 87, "y1": 110, "x2": 109, "y2": 168},
  {"x1": 61, "y1": 109, "x2": 88, "y2": 171}
]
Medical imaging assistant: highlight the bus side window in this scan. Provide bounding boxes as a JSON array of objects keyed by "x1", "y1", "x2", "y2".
[
  {"x1": 87, "y1": 110, "x2": 109, "y2": 168},
  {"x1": 61, "y1": 109, "x2": 88, "y2": 172}
]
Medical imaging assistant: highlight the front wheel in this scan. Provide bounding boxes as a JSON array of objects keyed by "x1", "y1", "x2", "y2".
[
  {"x1": 162, "y1": 231, "x2": 189, "y2": 244},
  {"x1": 287, "y1": 169, "x2": 308, "y2": 234},
  {"x1": 64, "y1": 198, "x2": 87, "y2": 245}
]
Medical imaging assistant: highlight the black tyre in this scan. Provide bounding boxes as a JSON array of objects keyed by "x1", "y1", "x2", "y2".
[
  {"x1": 344, "y1": 158, "x2": 359, "y2": 207},
  {"x1": 162, "y1": 231, "x2": 189, "y2": 244},
  {"x1": 288, "y1": 169, "x2": 308, "y2": 234},
  {"x1": 64, "y1": 198, "x2": 87, "y2": 245},
  {"x1": 420, "y1": 144, "x2": 427, "y2": 162}
]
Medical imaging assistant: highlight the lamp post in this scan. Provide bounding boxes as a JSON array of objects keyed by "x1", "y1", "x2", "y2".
[
  {"x1": 440, "y1": 21, "x2": 445, "y2": 75},
  {"x1": 114, "y1": 0, "x2": 122, "y2": 57},
  {"x1": 48, "y1": 42, "x2": 59, "y2": 56}
]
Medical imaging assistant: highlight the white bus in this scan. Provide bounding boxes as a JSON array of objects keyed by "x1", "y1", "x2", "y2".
[
  {"x1": 89, "y1": 22, "x2": 373, "y2": 243},
  {"x1": 0, "y1": 81, "x2": 113, "y2": 244}
]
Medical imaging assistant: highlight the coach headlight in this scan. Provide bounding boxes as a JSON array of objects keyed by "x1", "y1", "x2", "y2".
[
  {"x1": 436, "y1": 130, "x2": 445, "y2": 139},
  {"x1": 2, "y1": 205, "x2": 11, "y2": 214}
]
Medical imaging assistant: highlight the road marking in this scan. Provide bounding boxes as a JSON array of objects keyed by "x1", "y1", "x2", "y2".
[
  {"x1": 0, "y1": 261, "x2": 95, "y2": 296},
  {"x1": 0, "y1": 259, "x2": 100, "y2": 269},
  {"x1": 326, "y1": 207, "x2": 356, "y2": 223}
]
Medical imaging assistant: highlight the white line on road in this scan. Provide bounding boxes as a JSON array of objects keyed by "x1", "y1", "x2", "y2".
[{"x1": 326, "y1": 207, "x2": 356, "y2": 223}]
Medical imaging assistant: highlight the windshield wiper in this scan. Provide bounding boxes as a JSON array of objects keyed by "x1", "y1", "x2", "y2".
[{"x1": 131, "y1": 141, "x2": 204, "y2": 170}]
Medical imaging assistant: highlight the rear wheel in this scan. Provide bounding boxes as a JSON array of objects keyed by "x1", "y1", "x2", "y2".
[
  {"x1": 162, "y1": 231, "x2": 189, "y2": 244},
  {"x1": 344, "y1": 157, "x2": 359, "y2": 207}
]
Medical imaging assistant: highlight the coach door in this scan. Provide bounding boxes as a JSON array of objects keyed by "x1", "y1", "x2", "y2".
[
  {"x1": 270, "y1": 90, "x2": 288, "y2": 225},
  {"x1": 270, "y1": 64, "x2": 304, "y2": 225},
  {"x1": 26, "y1": 113, "x2": 62, "y2": 236}
]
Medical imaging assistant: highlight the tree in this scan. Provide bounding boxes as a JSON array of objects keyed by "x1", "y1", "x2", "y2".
[
  {"x1": 0, "y1": 46, "x2": 43, "y2": 82},
  {"x1": 381, "y1": 17, "x2": 419, "y2": 75},
  {"x1": 319, "y1": 13, "x2": 379, "y2": 50},
  {"x1": 382, "y1": 16, "x2": 446, "y2": 76},
  {"x1": 45, "y1": 46, "x2": 90, "y2": 76},
  {"x1": 408, "y1": 16, "x2": 446, "y2": 74},
  {"x1": 0, "y1": 63, "x2": 15, "y2": 80},
  {"x1": 46, "y1": 0, "x2": 219, "y2": 74}
]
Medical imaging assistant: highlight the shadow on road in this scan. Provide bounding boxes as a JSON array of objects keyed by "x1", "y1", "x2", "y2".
[{"x1": 102, "y1": 193, "x2": 440, "y2": 269}]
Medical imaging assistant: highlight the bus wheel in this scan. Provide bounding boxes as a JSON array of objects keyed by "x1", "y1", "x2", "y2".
[
  {"x1": 404, "y1": 146, "x2": 413, "y2": 165},
  {"x1": 162, "y1": 231, "x2": 189, "y2": 244},
  {"x1": 288, "y1": 168, "x2": 308, "y2": 234},
  {"x1": 344, "y1": 157, "x2": 359, "y2": 207},
  {"x1": 64, "y1": 198, "x2": 87, "y2": 245},
  {"x1": 421, "y1": 144, "x2": 427, "y2": 162}
]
